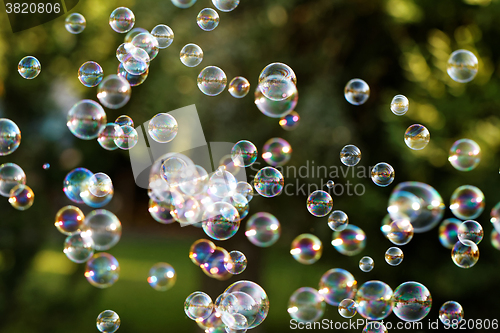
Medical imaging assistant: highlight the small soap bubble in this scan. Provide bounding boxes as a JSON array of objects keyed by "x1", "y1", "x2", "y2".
[
  {"x1": 202, "y1": 202, "x2": 240, "y2": 241},
  {"x1": 385, "y1": 247, "x2": 404, "y2": 266},
  {"x1": 172, "y1": 0, "x2": 197, "y2": 9},
  {"x1": 355, "y1": 280, "x2": 393, "y2": 320},
  {"x1": 235, "y1": 181, "x2": 254, "y2": 202},
  {"x1": 404, "y1": 124, "x2": 430, "y2": 150},
  {"x1": 307, "y1": 190, "x2": 333, "y2": 217},
  {"x1": 84, "y1": 209, "x2": 122, "y2": 251},
  {"x1": 78, "y1": 61, "x2": 103, "y2": 87},
  {"x1": 131, "y1": 32, "x2": 159, "y2": 60},
  {"x1": 231, "y1": 140, "x2": 258, "y2": 167},
  {"x1": 258, "y1": 63, "x2": 297, "y2": 101},
  {"x1": 184, "y1": 291, "x2": 214, "y2": 321},
  {"x1": 118, "y1": 62, "x2": 149, "y2": 87},
  {"x1": 97, "y1": 310, "x2": 120, "y2": 333},
  {"x1": 123, "y1": 47, "x2": 150, "y2": 75},
  {"x1": 279, "y1": 111, "x2": 300, "y2": 131},
  {"x1": 439, "y1": 301, "x2": 464, "y2": 325},
  {"x1": 328, "y1": 210, "x2": 348, "y2": 231},
  {"x1": 338, "y1": 299, "x2": 357, "y2": 318},
  {"x1": 340, "y1": 145, "x2": 361, "y2": 166},
  {"x1": 359, "y1": 256, "x2": 374, "y2": 272},
  {"x1": 67, "y1": 100, "x2": 107, "y2": 140},
  {"x1": 0, "y1": 163, "x2": 26, "y2": 198},
  {"x1": 391, "y1": 95, "x2": 409, "y2": 115},
  {"x1": 450, "y1": 185, "x2": 485, "y2": 220},
  {"x1": 290, "y1": 233, "x2": 323, "y2": 265},
  {"x1": 85, "y1": 253, "x2": 120, "y2": 288},
  {"x1": 288, "y1": 287, "x2": 325, "y2": 322},
  {"x1": 198, "y1": 66, "x2": 227, "y2": 96},
  {"x1": 55, "y1": 205, "x2": 85, "y2": 235},
  {"x1": 326, "y1": 180, "x2": 335, "y2": 189},
  {"x1": 151, "y1": 24, "x2": 174, "y2": 48},
  {"x1": 9, "y1": 184, "x2": 34, "y2": 211},
  {"x1": 255, "y1": 84, "x2": 298, "y2": 118},
  {"x1": 393, "y1": 281, "x2": 432, "y2": 322},
  {"x1": 88, "y1": 173, "x2": 113, "y2": 198},
  {"x1": 253, "y1": 167, "x2": 284, "y2": 198},
  {"x1": 212, "y1": 0, "x2": 240, "y2": 12},
  {"x1": 109, "y1": 7, "x2": 135, "y2": 33},
  {"x1": 197, "y1": 8, "x2": 220, "y2": 31},
  {"x1": 439, "y1": 218, "x2": 462, "y2": 249},
  {"x1": 64, "y1": 231, "x2": 94, "y2": 263},
  {"x1": 228, "y1": 77, "x2": 250, "y2": 98},
  {"x1": 98, "y1": 123, "x2": 124, "y2": 151},
  {"x1": 262, "y1": 138, "x2": 292, "y2": 166},
  {"x1": 115, "y1": 115, "x2": 134, "y2": 127},
  {"x1": 97, "y1": 75, "x2": 131, "y2": 109},
  {"x1": 0, "y1": 118, "x2": 21, "y2": 156},
  {"x1": 245, "y1": 212, "x2": 281, "y2": 247},
  {"x1": 189, "y1": 239, "x2": 216, "y2": 266},
  {"x1": 452, "y1": 241, "x2": 479, "y2": 268},
  {"x1": 448, "y1": 139, "x2": 481, "y2": 171},
  {"x1": 116, "y1": 43, "x2": 135, "y2": 62},
  {"x1": 208, "y1": 170, "x2": 237, "y2": 198},
  {"x1": 224, "y1": 250, "x2": 247, "y2": 274},
  {"x1": 63, "y1": 167, "x2": 93, "y2": 203},
  {"x1": 344, "y1": 79, "x2": 369, "y2": 105},
  {"x1": 332, "y1": 225, "x2": 366, "y2": 256},
  {"x1": 148, "y1": 263, "x2": 176, "y2": 291},
  {"x1": 180, "y1": 44, "x2": 203, "y2": 67},
  {"x1": 42, "y1": 163, "x2": 50, "y2": 170},
  {"x1": 458, "y1": 220, "x2": 483, "y2": 245},
  {"x1": 114, "y1": 125, "x2": 138, "y2": 150},
  {"x1": 447, "y1": 49, "x2": 478, "y2": 83},
  {"x1": 65, "y1": 13, "x2": 86, "y2": 34},
  {"x1": 371, "y1": 163, "x2": 395, "y2": 187},
  {"x1": 18, "y1": 56, "x2": 41, "y2": 79},
  {"x1": 387, "y1": 219, "x2": 414, "y2": 246},
  {"x1": 148, "y1": 113, "x2": 178, "y2": 143},
  {"x1": 319, "y1": 268, "x2": 357, "y2": 306}
]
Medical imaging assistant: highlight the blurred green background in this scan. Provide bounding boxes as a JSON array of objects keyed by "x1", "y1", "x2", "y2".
[{"x1": 1, "y1": 0, "x2": 500, "y2": 332}]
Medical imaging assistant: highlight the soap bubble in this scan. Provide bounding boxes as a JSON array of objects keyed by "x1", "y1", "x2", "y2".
[
  {"x1": 447, "y1": 49, "x2": 478, "y2": 83},
  {"x1": 65, "y1": 13, "x2": 86, "y2": 34},
  {"x1": 338, "y1": 299, "x2": 357, "y2": 318},
  {"x1": 451, "y1": 241, "x2": 479, "y2": 268},
  {"x1": 118, "y1": 62, "x2": 148, "y2": 87},
  {"x1": 222, "y1": 193, "x2": 248, "y2": 219},
  {"x1": 114, "y1": 125, "x2": 138, "y2": 150},
  {"x1": 67, "y1": 100, "x2": 106, "y2": 140},
  {"x1": 122, "y1": 47, "x2": 150, "y2": 75},
  {"x1": 97, "y1": 310, "x2": 120, "y2": 333},
  {"x1": 189, "y1": 239, "x2": 216, "y2": 266},
  {"x1": 81, "y1": 187, "x2": 114, "y2": 208},
  {"x1": 262, "y1": 138, "x2": 292, "y2": 166},
  {"x1": 212, "y1": 0, "x2": 240, "y2": 12},
  {"x1": 43, "y1": 163, "x2": 50, "y2": 170},
  {"x1": 390, "y1": 94, "x2": 409, "y2": 115},
  {"x1": 439, "y1": 301, "x2": 464, "y2": 325},
  {"x1": 63, "y1": 167, "x2": 93, "y2": 203},
  {"x1": 223, "y1": 281, "x2": 269, "y2": 329},
  {"x1": 109, "y1": 7, "x2": 135, "y2": 33},
  {"x1": 78, "y1": 61, "x2": 103, "y2": 87},
  {"x1": 229, "y1": 77, "x2": 250, "y2": 98},
  {"x1": 180, "y1": 44, "x2": 203, "y2": 67},
  {"x1": 387, "y1": 219, "x2": 414, "y2": 246},
  {"x1": 202, "y1": 202, "x2": 240, "y2": 241},
  {"x1": 172, "y1": 0, "x2": 197, "y2": 8},
  {"x1": 359, "y1": 256, "x2": 374, "y2": 272},
  {"x1": 319, "y1": 268, "x2": 357, "y2": 306},
  {"x1": 279, "y1": 111, "x2": 300, "y2": 131},
  {"x1": 291, "y1": 234, "x2": 322, "y2": 265},
  {"x1": 307, "y1": 190, "x2": 333, "y2": 217},
  {"x1": 245, "y1": 212, "x2": 280, "y2": 247},
  {"x1": 355, "y1": 281, "x2": 393, "y2": 320},
  {"x1": 344, "y1": 79, "x2": 370, "y2": 105},
  {"x1": 116, "y1": 43, "x2": 135, "y2": 62},
  {"x1": 131, "y1": 32, "x2": 159, "y2": 60},
  {"x1": 85, "y1": 253, "x2": 120, "y2": 288},
  {"x1": 18, "y1": 56, "x2": 41, "y2": 79},
  {"x1": 148, "y1": 263, "x2": 176, "y2": 291},
  {"x1": 340, "y1": 145, "x2": 361, "y2": 166},
  {"x1": 64, "y1": 231, "x2": 94, "y2": 263},
  {"x1": 148, "y1": 113, "x2": 178, "y2": 143},
  {"x1": 255, "y1": 85, "x2": 298, "y2": 118},
  {"x1": 55, "y1": 205, "x2": 85, "y2": 235},
  {"x1": 124, "y1": 27, "x2": 148, "y2": 43},
  {"x1": 98, "y1": 123, "x2": 124, "y2": 151},
  {"x1": 0, "y1": 119, "x2": 21, "y2": 156},
  {"x1": 208, "y1": 170, "x2": 237, "y2": 199},
  {"x1": 217, "y1": 291, "x2": 257, "y2": 329},
  {"x1": 235, "y1": 182, "x2": 254, "y2": 202},
  {"x1": 185, "y1": 292, "x2": 214, "y2": 321},
  {"x1": 287, "y1": 287, "x2": 325, "y2": 322},
  {"x1": 326, "y1": 180, "x2": 335, "y2": 189},
  {"x1": 97, "y1": 75, "x2": 131, "y2": 109},
  {"x1": 258, "y1": 63, "x2": 297, "y2": 101},
  {"x1": 450, "y1": 185, "x2": 485, "y2": 220},
  {"x1": 404, "y1": 124, "x2": 430, "y2": 150},
  {"x1": 149, "y1": 199, "x2": 175, "y2": 224},
  {"x1": 492, "y1": 229, "x2": 500, "y2": 250},
  {"x1": 393, "y1": 281, "x2": 432, "y2": 322},
  {"x1": 224, "y1": 250, "x2": 247, "y2": 274},
  {"x1": 458, "y1": 220, "x2": 483, "y2": 245},
  {"x1": 371, "y1": 163, "x2": 395, "y2": 187},
  {"x1": 332, "y1": 225, "x2": 366, "y2": 256},
  {"x1": 448, "y1": 139, "x2": 481, "y2": 171},
  {"x1": 385, "y1": 247, "x2": 404, "y2": 266},
  {"x1": 363, "y1": 321, "x2": 388, "y2": 333},
  {"x1": 231, "y1": 140, "x2": 257, "y2": 167},
  {"x1": 88, "y1": 173, "x2": 113, "y2": 198},
  {"x1": 254, "y1": 167, "x2": 284, "y2": 197},
  {"x1": 115, "y1": 115, "x2": 134, "y2": 127},
  {"x1": 201, "y1": 246, "x2": 232, "y2": 280},
  {"x1": 197, "y1": 8, "x2": 220, "y2": 31},
  {"x1": 439, "y1": 218, "x2": 462, "y2": 249},
  {"x1": 198, "y1": 66, "x2": 227, "y2": 96},
  {"x1": 387, "y1": 190, "x2": 422, "y2": 222},
  {"x1": 84, "y1": 209, "x2": 122, "y2": 250},
  {"x1": 9, "y1": 184, "x2": 34, "y2": 210},
  {"x1": 328, "y1": 210, "x2": 348, "y2": 231},
  {"x1": 197, "y1": 312, "x2": 224, "y2": 332},
  {"x1": 151, "y1": 24, "x2": 174, "y2": 48},
  {"x1": 0, "y1": 163, "x2": 26, "y2": 197}
]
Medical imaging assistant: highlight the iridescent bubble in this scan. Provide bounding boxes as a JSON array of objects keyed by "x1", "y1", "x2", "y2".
[
  {"x1": 185, "y1": 292, "x2": 214, "y2": 321},
  {"x1": 180, "y1": 44, "x2": 203, "y2": 67},
  {"x1": 124, "y1": 27, "x2": 148, "y2": 43},
  {"x1": 385, "y1": 247, "x2": 404, "y2": 266},
  {"x1": 78, "y1": 61, "x2": 103, "y2": 87},
  {"x1": 224, "y1": 250, "x2": 247, "y2": 274},
  {"x1": 18, "y1": 56, "x2": 41, "y2": 79},
  {"x1": 197, "y1": 8, "x2": 220, "y2": 31},
  {"x1": 201, "y1": 246, "x2": 232, "y2": 280},
  {"x1": 290, "y1": 234, "x2": 322, "y2": 265},
  {"x1": 253, "y1": 167, "x2": 284, "y2": 198},
  {"x1": 307, "y1": 190, "x2": 333, "y2": 217},
  {"x1": 371, "y1": 163, "x2": 395, "y2": 187},
  {"x1": 217, "y1": 291, "x2": 256, "y2": 329},
  {"x1": 287, "y1": 287, "x2": 325, "y2": 322},
  {"x1": 131, "y1": 32, "x2": 159, "y2": 60},
  {"x1": 81, "y1": 187, "x2": 114, "y2": 208},
  {"x1": 202, "y1": 202, "x2": 240, "y2": 241},
  {"x1": 0, "y1": 119, "x2": 21, "y2": 156},
  {"x1": 172, "y1": 0, "x2": 197, "y2": 9},
  {"x1": 355, "y1": 281, "x2": 393, "y2": 320},
  {"x1": 116, "y1": 43, "x2": 135, "y2": 62},
  {"x1": 97, "y1": 310, "x2": 120, "y2": 333},
  {"x1": 404, "y1": 124, "x2": 430, "y2": 150},
  {"x1": 148, "y1": 113, "x2": 178, "y2": 143},
  {"x1": 387, "y1": 219, "x2": 414, "y2": 246},
  {"x1": 148, "y1": 199, "x2": 175, "y2": 224},
  {"x1": 338, "y1": 298, "x2": 357, "y2": 318},
  {"x1": 391, "y1": 95, "x2": 409, "y2": 115},
  {"x1": 208, "y1": 170, "x2": 237, "y2": 199},
  {"x1": 88, "y1": 173, "x2": 113, "y2": 198},
  {"x1": 491, "y1": 201, "x2": 500, "y2": 233},
  {"x1": 245, "y1": 212, "x2": 280, "y2": 247},
  {"x1": 439, "y1": 218, "x2": 462, "y2": 249},
  {"x1": 151, "y1": 24, "x2": 174, "y2": 48},
  {"x1": 85, "y1": 253, "x2": 120, "y2": 288},
  {"x1": 222, "y1": 193, "x2": 248, "y2": 220},
  {"x1": 328, "y1": 210, "x2": 348, "y2": 231},
  {"x1": 43, "y1": 163, "x2": 50, "y2": 170},
  {"x1": 439, "y1": 301, "x2": 464, "y2": 325},
  {"x1": 254, "y1": 84, "x2": 298, "y2": 118},
  {"x1": 262, "y1": 138, "x2": 292, "y2": 166},
  {"x1": 458, "y1": 220, "x2": 483, "y2": 245},
  {"x1": 332, "y1": 225, "x2": 366, "y2": 256},
  {"x1": 231, "y1": 140, "x2": 257, "y2": 167},
  {"x1": 98, "y1": 123, "x2": 124, "y2": 151},
  {"x1": 197, "y1": 312, "x2": 224, "y2": 332},
  {"x1": 258, "y1": 63, "x2": 297, "y2": 101},
  {"x1": 447, "y1": 49, "x2": 478, "y2": 83},
  {"x1": 9, "y1": 184, "x2": 34, "y2": 211},
  {"x1": 318, "y1": 268, "x2": 357, "y2": 306},
  {"x1": 393, "y1": 281, "x2": 432, "y2": 322},
  {"x1": 326, "y1": 180, "x2": 335, "y2": 189},
  {"x1": 118, "y1": 62, "x2": 148, "y2": 87},
  {"x1": 340, "y1": 145, "x2": 361, "y2": 166},
  {"x1": 123, "y1": 47, "x2": 150, "y2": 75},
  {"x1": 223, "y1": 281, "x2": 269, "y2": 329},
  {"x1": 387, "y1": 190, "x2": 422, "y2": 222},
  {"x1": 228, "y1": 77, "x2": 250, "y2": 98},
  {"x1": 114, "y1": 125, "x2": 138, "y2": 150},
  {"x1": 358, "y1": 257, "x2": 374, "y2": 273},
  {"x1": 63, "y1": 231, "x2": 94, "y2": 263},
  {"x1": 189, "y1": 239, "x2": 216, "y2": 266},
  {"x1": 235, "y1": 181, "x2": 254, "y2": 202},
  {"x1": 363, "y1": 321, "x2": 388, "y2": 333},
  {"x1": 212, "y1": 0, "x2": 240, "y2": 12},
  {"x1": 55, "y1": 205, "x2": 85, "y2": 235},
  {"x1": 451, "y1": 241, "x2": 479, "y2": 268},
  {"x1": 450, "y1": 185, "x2": 485, "y2": 220},
  {"x1": 67, "y1": 100, "x2": 107, "y2": 140},
  {"x1": 84, "y1": 209, "x2": 122, "y2": 251},
  {"x1": 279, "y1": 111, "x2": 300, "y2": 131},
  {"x1": 0, "y1": 163, "x2": 26, "y2": 198},
  {"x1": 109, "y1": 7, "x2": 135, "y2": 33},
  {"x1": 492, "y1": 229, "x2": 500, "y2": 250},
  {"x1": 63, "y1": 167, "x2": 93, "y2": 203},
  {"x1": 344, "y1": 79, "x2": 370, "y2": 105},
  {"x1": 198, "y1": 66, "x2": 227, "y2": 96},
  {"x1": 115, "y1": 115, "x2": 134, "y2": 127},
  {"x1": 97, "y1": 75, "x2": 131, "y2": 109},
  {"x1": 448, "y1": 139, "x2": 481, "y2": 172},
  {"x1": 65, "y1": 13, "x2": 86, "y2": 34},
  {"x1": 148, "y1": 262, "x2": 176, "y2": 291}
]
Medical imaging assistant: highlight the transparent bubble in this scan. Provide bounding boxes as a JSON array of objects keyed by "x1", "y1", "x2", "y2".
[
  {"x1": 245, "y1": 212, "x2": 280, "y2": 247},
  {"x1": 197, "y1": 8, "x2": 220, "y2": 31},
  {"x1": 340, "y1": 145, "x2": 361, "y2": 166},
  {"x1": 115, "y1": 115, "x2": 134, "y2": 127},
  {"x1": 172, "y1": 0, "x2": 197, "y2": 8},
  {"x1": 307, "y1": 190, "x2": 333, "y2": 217},
  {"x1": 97, "y1": 75, "x2": 131, "y2": 109},
  {"x1": 78, "y1": 61, "x2": 103, "y2": 87},
  {"x1": 201, "y1": 246, "x2": 232, "y2": 280},
  {"x1": 385, "y1": 247, "x2": 404, "y2": 266},
  {"x1": 124, "y1": 27, "x2": 148, "y2": 43},
  {"x1": 85, "y1": 253, "x2": 120, "y2": 288},
  {"x1": 109, "y1": 7, "x2": 135, "y2": 33},
  {"x1": 185, "y1": 292, "x2": 214, "y2": 321},
  {"x1": 64, "y1": 231, "x2": 94, "y2": 263},
  {"x1": 328, "y1": 210, "x2": 348, "y2": 231},
  {"x1": 458, "y1": 220, "x2": 483, "y2": 245},
  {"x1": 9, "y1": 184, "x2": 34, "y2": 211},
  {"x1": 332, "y1": 225, "x2": 366, "y2": 256},
  {"x1": 213, "y1": 0, "x2": 240, "y2": 12},
  {"x1": 0, "y1": 119, "x2": 21, "y2": 156},
  {"x1": 67, "y1": 100, "x2": 107, "y2": 140},
  {"x1": 258, "y1": 63, "x2": 297, "y2": 101},
  {"x1": 63, "y1": 167, "x2": 93, "y2": 203},
  {"x1": 235, "y1": 182, "x2": 254, "y2": 202},
  {"x1": 363, "y1": 321, "x2": 388, "y2": 333},
  {"x1": 290, "y1": 234, "x2": 322, "y2": 265},
  {"x1": 198, "y1": 66, "x2": 227, "y2": 96},
  {"x1": 202, "y1": 202, "x2": 240, "y2": 241},
  {"x1": 98, "y1": 123, "x2": 124, "y2": 151},
  {"x1": 84, "y1": 209, "x2": 122, "y2": 251},
  {"x1": 224, "y1": 281, "x2": 269, "y2": 329},
  {"x1": 43, "y1": 163, "x2": 50, "y2": 170},
  {"x1": 189, "y1": 239, "x2": 216, "y2": 266},
  {"x1": 180, "y1": 44, "x2": 203, "y2": 67},
  {"x1": 55, "y1": 205, "x2": 85, "y2": 235},
  {"x1": 393, "y1": 281, "x2": 432, "y2": 322},
  {"x1": 450, "y1": 185, "x2": 485, "y2": 220},
  {"x1": 439, "y1": 301, "x2": 464, "y2": 325},
  {"x1": 18, "y1": 56, "x2": 41, "y2": 79},
  {"x1": 355, "y1": 281, "x2": 393, "y2": 320},
  {"x1": 0, "y1": 163, "x2": 26, "y2": 197},
  {"x1": 255, "y1": 84, "x2": 298, "y2": 118},
  {"x1": 217, "y1": 291, "x2": 257, "y2": 329},
  {"x1": 439, "y1": 218, "x2": 462, "y2": 249},
  {"x1": 387, "y1": 219, "x2": 414, "y2": 246},
  {"x1": 123, "y1": 47, "x2": 150, "y2": 75},
  {"x1": 447, "y1": 49, "x2": 478, "y2": 83},
  {"x1": 451, "y1": 241, "x2": 479, "y2": 268},
  {"x1": 492, "y1": 229, "x2": 500, "y2": 250},
  {"x1": 338, "y1": 298, "x2": 357, "y2": 318},
  {"x1": 318, "y1": 268, "x2": 357, "y2": 306},
  {"x1": 262, "y1": 138, "x2": 292, "y2": 166},
  {"x1": 326, "y1": 180, "x2": 335, "y2": 189},
  {"x1": 149, "y1": 199, "x2": 175, "y2": 224},
  {"x1": 386, "y1": 190, "x2": 422, "y2": 222},
  {"x1": 448, "y1": 139, "x2": 481, "y2": 171},
  {"x1": 81, "y1": 187, "x2": 114, "y2": 208},
  {"x1": 404, "y1": 124, "x2": 430, "y2": 150},
  {"x1": 131, "y1": 32, "x2": 159, "y2": 60},
  {"x1": 88, "y1": 173, "x2": 113, "y2": 198},
  {"x1": 279, "y1": 111, "x2": 300, "y2": 131},
  {"x1": 371, "y1": 163, "x2": 395, "y2": 187},
  {"x1": 64, "y1": 13, "x2": 86, "y2": 34},
  {"x1": 287, "y1": 287, "x2": 325, "y2": 322},
  {"x1": 97, "y1": 310, "x2": 120, "y2": 333},
  {"x1": 229, "y1": 77, "x2": 250, "y2": 98},
  {"x1": 254, "y1": 167, "x2": 284, "y2": 198},
  {"x1": 151, "y1": 24, "x2": 174, "y2": 48},
  {"x1": 114, "y1": 125, "x2": 138, "y2": 150},
  {"x1": 148, "y1": 113, "x2": 178, "y2": 143},
  {"x1": 231, "y1": 140, "x2": 257, "y2": 167},
  {"x1": 344, "y1": 79, "x2": 370, "y2": 105},
  {"x1": 197, "y1": 311, "x2": 224, "y2": 332},
  {"x1": 118, "y1": 62, "x2": 148, "y2": 87},
  {"x1": 391, "y1": 95, "x2": 409, "y2": 115},
  {"x1": 148, "y1": 262, "x2": 176, "y2": 291},
  {"x1": 116, "y1": 43, "x2": 135, "y2": 62},
  {"x1": 222, "y1": 193, "x2": 248, "y2": 220},
  {"x1": 224, "y1": 250, "x2": 247, "y2": 274},
  {"x1": 208, "y1": 170, "x2": 237, "y2": 199}
]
